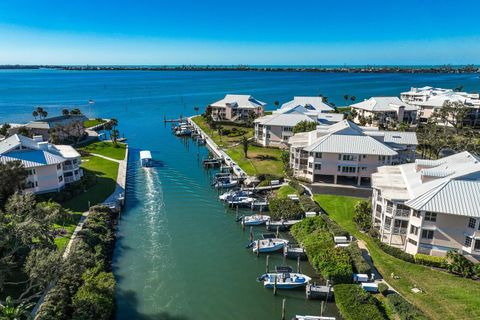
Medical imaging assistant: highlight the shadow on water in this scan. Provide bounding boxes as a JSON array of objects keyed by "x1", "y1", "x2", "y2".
[{"x1": 116, "y1": 289, "x2": 191, "y2": 320}]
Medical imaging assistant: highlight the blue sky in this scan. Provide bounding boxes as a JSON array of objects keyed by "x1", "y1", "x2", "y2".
[{"x1": 0, "y1": 0, "x2": 479, "y2": 65}]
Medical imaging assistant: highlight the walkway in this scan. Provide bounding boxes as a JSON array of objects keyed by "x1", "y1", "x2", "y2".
[{"x1": 357, "y1": 239, "x2": 397, "y2": 292}]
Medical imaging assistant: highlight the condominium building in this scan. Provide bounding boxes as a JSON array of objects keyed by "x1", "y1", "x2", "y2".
[
  {"x1": 400, "y1": 86, "x2": 480, "y2": 125},
  {"x1": 208, "y1": 94, "x2": 266, "y2": 122},
  {"x1": 273, "y1": 96, "x2": 334, "y2": 115},
  {"x1": 288, "y1": 120, "x2": 417, "y2": 185},
  {"x1": 350, "y1": 97, "x2": 418, "y2": 128},
  {"x1": 372, "y1": 151, "x2": 480, "y2": 261},
  {"x1": 0, "y1": 134, "x2": 83, "y2": 194}
]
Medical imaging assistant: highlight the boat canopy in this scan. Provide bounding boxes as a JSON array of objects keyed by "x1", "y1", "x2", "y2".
[{"x1": 140, "y1": 150, "x2": 152, "y2": 160}]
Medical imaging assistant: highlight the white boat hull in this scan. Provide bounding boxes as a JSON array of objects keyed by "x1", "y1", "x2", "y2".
[{"x1": 259, "y1": 272, "x2": 312, "y2": 289}]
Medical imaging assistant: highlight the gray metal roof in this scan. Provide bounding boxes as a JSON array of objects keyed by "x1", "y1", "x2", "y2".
[
  {"x1": 304, "y1": 133, "x2": 398, "y2": 156},
  {"x1": 351, "y1": 97, "x2": 417, "y2": 112},
  {"x1": 255, "y1": 113, "x2": 316, "y2": 126},
  {"x1": 382, "y1": 131, "x2": 418, "y2": 145},
  {"x1": 0, "y1": 150, "x2": 65, "y2": 168},
  {"x1": 406, "y1": 180, "x2": 480, "y2": 217},
  {"x1": 0, "y1": 134, "x2": 38, "y2": 154}
]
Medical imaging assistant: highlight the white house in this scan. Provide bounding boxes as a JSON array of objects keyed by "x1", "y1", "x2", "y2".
[
  {"x1": 274, "y1": 96, "x2": 334, "y2": 115},
  {"x1": 350, "y1": 97, "x2": 418, "y2": 127},
  {"x1": 208, "y1": 94, "x2": 266, "y2": 122},
  {"x1": 400, "y1": 86, "x2": 480, "y2": 125},
  {"x1": 289, "y1": 120, "x2": 417, "y2": 185},
  {"x1": 0, "y1": 134, "x2": 83, "y2": 194},
  {"x1": 372, "y1": 151, "x2": 480, "y2": 261}
]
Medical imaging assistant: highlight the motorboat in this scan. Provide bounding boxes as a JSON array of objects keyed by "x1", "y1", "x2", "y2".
[
  {"x1": 219, "y1": 190, "x2": 253, "y2": 201},
  {"x1": 241, "y1": 214, "x2": 270, "y2": 226},
  {"x1": 294, "y1": 316, "x2": 336, "y2": 320},
  {"x1": 227, "y1": 196, "x2": 255, "y2": 206},
  {"x1": 258, "y1": 267, "x2": 311, "y2": 289},
  {"x1": 252, "y1": 238, "x2": 289, "y2": 253},
  {"x1": 213, "y1": 178, "x2": 238, "y2": 188},
  {"x1": 140, "y1": 150, "x2": 153, "y2": 167}
]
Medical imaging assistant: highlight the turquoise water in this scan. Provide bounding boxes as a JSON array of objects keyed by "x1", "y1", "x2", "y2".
[{"x1": 1, "y1": 70, "x2": 479, "y2": 319}]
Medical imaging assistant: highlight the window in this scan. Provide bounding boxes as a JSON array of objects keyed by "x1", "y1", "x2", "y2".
[
  {"x1": 468, "y1": 218, "x2": 476, "y2": 229},
  {"x1": 308, "y1": 163, "x2": 313, "y2": 169},
  {"x1": 475, "y1": 240, "x2": 480, "y2": 251},
  {"x1": 314, "y1": 164, "x2": 321, "y2": 170},
  {"x1": 57, "y1": 164, "x2": 61, "y2": 170},
  {"x1": 408, "y1": 238, "x2": 418, "y2": 246},
  {"x1": 421, "y1": 229, "x2": 434, "y2": 239},
  {"x1": 342, "y1": 154, "x2": 356, "y2": 161},
  {"x1": 73, "y1": 159, "x2": 78, "y2": 164},
  {"x1": 283, "y1": 126, "x2": 293, "y2": 132},
  {"x1": 337, "y1": 166, "x2": 341, "y2": 172},
  {"x1": 361, "y1": 166, "x2": 367, "y2": 171},
  {"x1": 282, "y1": 136, "x2": 289, "y2": 141},
  {"x1": 35, "y1": 181, "x2": 38, "y2": 187},
  {"x1": 58, "y1": 176, "x2": 63, "y2": 182},
  {"x1": 410, "y1": 225, "x2": 419, "y2": 235},
  {"x1": 315, "y1": 152, "x2": 322, "y2": 159},
  {"x1": 266, "y1": 134, "x2": 271, "y2": 138},
  {"x1": 412, "y1": 210, "x2": 421, "y2": 218},
  {"x1": 424, "y1": 212, "x2": 437, "y2": 222},
  {"x1": 465, "y1": 236, "x2": 473, "y2": 247}
]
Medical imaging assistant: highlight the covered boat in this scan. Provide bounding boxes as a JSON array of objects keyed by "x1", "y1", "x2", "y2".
[
  {"x1": 227, "y1": 196, "x2": 255, "y2": 206},
  {"x1": 140, "y1": 150, "x2": 153, "y2": 167},
  {"x1": 252, "y1": 238, "x2": 289, "y2": 253},
  {"x1": 219, "y1": 190, "x2": 253, "y2": 201},
  {"x1": 242, "y1": 214, "x2": 270, "y2": 226}
]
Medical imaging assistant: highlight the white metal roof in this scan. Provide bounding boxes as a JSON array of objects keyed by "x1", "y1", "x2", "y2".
[
  {"x1": 254, "y1": 113, "x2": 316, "y2": 127},
  {"x1": 210, "y1": 94, "x2": 266, "y2": 109},
  {"x1": 304, "y1": 133, "x2": 397, "y2": 156},
  {"x1": 54, "y1": 145, "x2": 81, "y2": 159},
  {"x1": 351, "y1": 97, "x2": 417, "y2": 112},
  {"x1": 382, "y1": 131, "x2": 418, "y2": 145},
  {"x1": 279, "y1": 96, "x2": 334, "y2": 113}
]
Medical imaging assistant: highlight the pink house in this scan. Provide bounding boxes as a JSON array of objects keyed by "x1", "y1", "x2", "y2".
[{"x1": 289, "y1": 120, "x2": 417, "y2": 185}]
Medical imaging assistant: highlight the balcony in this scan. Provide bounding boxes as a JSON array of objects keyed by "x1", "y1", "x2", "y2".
[
  {"x1": 395, "y1": 209, "x2": 410, "y2": 218},
  {"x1": 385, "y1": 206, "x2": 393, "y2": 214},
  {"x1": 393, "y1": 227, "x2": 407, "y2": 235},
  {"x1": 63, "y1": 164, "x2": 79, "y2": 171},
  {"x1": 64, "y1": 176, "x2": 75, "y2": 183}
]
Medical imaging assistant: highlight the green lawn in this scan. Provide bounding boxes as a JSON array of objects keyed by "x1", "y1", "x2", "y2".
[
  {"x1": 191, "y1": 115, "x2": 254, "y2": 148},
  {"x1": 79, "y1": 141, "x2": 126, "y2": 160},
  {"x1": 55, "y1": 156, "x2": 119, "y2": 249},
  {"x1": 226, "y1": 145, "x2": 284, "y2": 176},
  {"x1": 276, "y1": 184, "x2": 298, "y2": 198},
  {"x1": 83, "y1": 118, "x2": 106, "y2": 128},
  {"x1": 314, "y1": 194, "x2": 480, "y2": 320},
  {"x1": 336, "y1": 106, "x2": 351, "y2": 113}
]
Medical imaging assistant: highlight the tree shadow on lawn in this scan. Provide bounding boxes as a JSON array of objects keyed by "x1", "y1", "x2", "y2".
[{"x1": 253, "y1": 154, "x2": 278, "y2": 161}]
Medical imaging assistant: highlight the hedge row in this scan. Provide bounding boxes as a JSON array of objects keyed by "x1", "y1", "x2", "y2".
[
  {"x1": 334, "y1": 284, "x2": 386, "y2": 320},
  {"x1": 345, "y1": 242, "x2": 372, "y2": 274},
  {"x1": 414, "y1": 253, "x2": 447, "y2": 268},
  {"x1": 372, "y1": 238, "x2": 415, "y2": 263},
  {"x1": 386, "y1": 293, "x2": 429, "y2": 320},
  {"x1": 291, "y1": 217, "x2": 352, "y2": 284},
  {"x1": 321, "y1": 214, "x2": 349, "y2": 237},
  {"x1": 299, "y1": 195, "x2": 321, "y2": 213},
  {"x1": 37, "y1": 205, "x2": 117, "y2": 320}
]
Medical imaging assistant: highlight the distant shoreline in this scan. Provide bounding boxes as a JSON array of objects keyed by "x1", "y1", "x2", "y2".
[{"x1": 1, "y1": 64, "x2": 479, "y2": 73}]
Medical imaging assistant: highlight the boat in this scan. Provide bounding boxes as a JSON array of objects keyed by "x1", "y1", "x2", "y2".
[
  {"x1": 227, "y1": 196, "x2": 255, "y2": 206},
  {"x1": 242, "y1": 214, "x2": 270, "y2": 226},
  {"x1": 140, "y1": 150, "x2": 153, "y2": 167},
  {"x1": 213, "y1": 177, "x2": 238, "y2": 188},
  {"x1": 258, "y1": 267, "x2": 311, "y2": 289},
  {"x1": 294, "y1": 316, "x2": 336, "y2": 320},
  {"x1": 174, "y1": 126, "x2": 192, "y2": 136},
  {"x1": 284, "y1": 244, "x2": 307, "y2": 260},
  {"x1": 219, "y1": 190, "x2": 253, "y2": 201},
  {"x1": 252, "y1": 238, "x2": 289, "y2": 253}
]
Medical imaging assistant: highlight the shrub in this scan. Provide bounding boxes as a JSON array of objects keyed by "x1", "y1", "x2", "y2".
[
  {"x1": 257, "y1": 174, "x2": 284, "y2": 187},
  {"x1": 333, "y1": 284, "x2": 386, "y2": 320},
  {"x1": 368, "y1": 227, "x2": 380, "y2": 239},
  {"x1": 446, "y1": 250, "x2": 474, "y2": 277},
  {"x1": 372, "y1": 238, "x2": 415, "y2": 263},
  {"x1": 269, "y1": 198, "x2": 303, "y2": 220},
  {"x1": 354, "y1": 200, "x2": 372, "y2": 231},
  {"x1": 291, "y1": 217, "x2": 327, "y2": 243},
  {"x1": 386, "y1": 293, "x2": 429, "y2": 320},
  {"x1": 414, "y1": 253, "x2": 447, "y2": 268},
  {"x1": 288, "y1": 179, "x2": 304, "y2": 194},
  {"x1": 313, "y1": 247, "x2": 353, "y2": 284},
  {"x1": 345, "y1": 242, "x2": 371, "y2": 274},
  {"x1": 474, "y1": 263, "x2": 480, "y2": 278},
  {"x1": 378, "y1": 283, "x2": 389, "y2": 296},
  {"x1": 321, "y1": 214, "x2": 349, "y2": 237},
  {"x1": 300, "y1": 195, "x2": 321, "y2": 213}
]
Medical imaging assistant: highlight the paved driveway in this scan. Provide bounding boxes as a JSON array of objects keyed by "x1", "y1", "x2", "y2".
[{"x1": 308, "y1": 184, "x2": 372, "y2": 198}]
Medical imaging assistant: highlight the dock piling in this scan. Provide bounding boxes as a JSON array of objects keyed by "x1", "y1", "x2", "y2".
[
  {"x1": 281, "y1": 298, "x2": 285, "y2": 320},
  {"x1": 276, "y1": 226, "x2": 280, "y2": 238},
  {"x1": 249, "y1": 226, "x2": 253, "y2": 242},
  {"x1": 266, "y1": 255, "x2": 270, "y2": 273},
  {"x1": 297, "y1": 256, "x2": 300, "y2": 273},
  {"x1": 256, "y1": 240, "x2": 260, "y2": 257},
  {"x1": 273, "y1": 275, "x2": 277, "y2": 295}
]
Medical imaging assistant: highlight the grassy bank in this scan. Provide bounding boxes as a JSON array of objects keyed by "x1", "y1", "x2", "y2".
[
  {"x1": 83, "y1": 118, "x2": 106, "y2": 128},
  {"x1": 314, "y1": 194, "x2": 480, "y2": 320},
  {"x1": 79, "y1": 141, "x2": 126, "y2": 160},
  {"x1": 55, "y1": 155, "x2": 119, "y2": 249},
  {"x1": 192, "y1": 115, "x2": 284, "y2": 177}
]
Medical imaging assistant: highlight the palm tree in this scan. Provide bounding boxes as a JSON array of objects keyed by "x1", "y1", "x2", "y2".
[
  {"x1": 104, "y1": 122, "x2": 113, "y2": 140},
  {"x1": 274, "y1": 101, "x2": 279, "y2": 109},
  {"x1": 343, "y1": 94, "x2": 349, "y2": 105},
  {"x1": 0, "y1": 296, "x2": 33, "y2": 320},
  {"x1": 62, "y1": 108, "x2": 70, "y2": 116},
  {"x1": 32, "y1": 110, "x2": 38, "y2": 120},
  {"x1": 35, "y1": 106, "x2": 45, "y2": 119},
  {"x1": 41, "y1": 110, "x2": 48, "y2": 119},
  {"x1": 241, "y1": 136, "x2": 249, "y2": 158},
  {"x1": 111, "y1": 129, "x2": 120, "y2": 145},
  {"x1": 70, "y1": 108, "x2": 82, "y2": 115},
  {"x1": 350, "y1": 96, "x2": 356, "y2": 102},
  {"x1": 217, "y1": 125, "x2": 223, "y2": 141}
]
